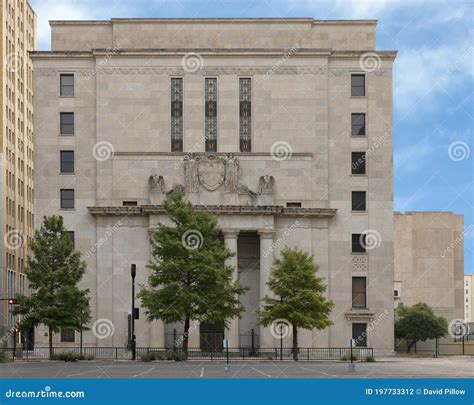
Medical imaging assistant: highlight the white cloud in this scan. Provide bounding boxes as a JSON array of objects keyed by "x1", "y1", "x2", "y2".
[
  {"x1": 29, "y1": 0, "x2": 138, "y2": 50},
  {"x1": 394, "y1": 42, "x2": 473, "y2": 116}
]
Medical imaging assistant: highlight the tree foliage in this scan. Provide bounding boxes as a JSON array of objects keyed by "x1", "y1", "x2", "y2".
[
  {"x1": 13, "y1": 215, "x2": 91, "y2": 358},
  {"x1": 395, "y1": 302, "x2": 448, "y2": 353},
  {"x1": 260, "y1": 247, "x2": 334, "y2": 360},
  {"x1": 139, "y1": 192, "x2": 248, "y2": 354}
]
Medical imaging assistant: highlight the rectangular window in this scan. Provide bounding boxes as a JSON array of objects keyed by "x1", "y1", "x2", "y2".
[
  {"x1": 66, "y1": 231, "x2": 76, "y2": 246},
  {"x1": 60, "y1": 151, "x2": 74, "y2": 173},
  {"x1": 60, "y1": 112, "x2": 74, "y2": 135},
  {"x1": 351, "y1": 152, "x2": 366, "y2": 175},
  {"x1": 60, "y1": 329, "x2": 75, "y2": 343},
  {"x1": 352, "y1": 233, "x2": 366, "y2": 253},
  {"x1": 171, "y1": 78, "x2": 183, "y2": 152},
  {"x1": 352, "y1": 277, "x2": 367, "y2": 309},
  {"x1": 351, "y1": 113, "x2": 366, "y2": 136},
  {"x1": 352, "y1": 323, "x2": 368, "y2": 347},
  {"x1": 122, "y1": 201, "x2": 138, "y2": 206},
  {"x1": 60, "y1": 189, "x2": 75, "y2": 209},
  {"x1": 351, "y1": 74, "x2": 365, "y2": 97},
  {"x1": 286, "y1": 202, "x2": 302, "y2": 208},
  {"x1": 352, "y1": 191, "x2": 366, "y2": 211},
  {"x1": 60, "y1": 74, "x2": 74, "y2": 97},
  {"x1": 205, "y1": 78, "x2": 217, "y2": 152},
  {"x1": 239, "y1": 78, "x2": 251, "y2": 152}
]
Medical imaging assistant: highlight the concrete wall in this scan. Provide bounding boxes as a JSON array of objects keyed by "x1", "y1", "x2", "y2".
[{"x1": 394, "y1": 211, "x2": 464, "y2": 321}]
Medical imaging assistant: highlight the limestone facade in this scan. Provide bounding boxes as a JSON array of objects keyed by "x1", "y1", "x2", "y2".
[{"x1": 32, "y1": 18, "x2": 395, "y2": 354}]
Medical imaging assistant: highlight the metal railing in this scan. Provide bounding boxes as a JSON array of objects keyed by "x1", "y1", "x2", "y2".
[{"x1": 0, "y1": 346, "x2": 374, "y2": 362}]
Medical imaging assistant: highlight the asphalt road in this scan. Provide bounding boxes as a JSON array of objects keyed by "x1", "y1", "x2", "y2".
[{"x1": 0, "y1": 357, "x2": 472, "y2": 379}]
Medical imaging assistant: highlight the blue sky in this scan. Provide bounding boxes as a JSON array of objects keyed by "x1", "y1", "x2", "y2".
[{"x1": 30, "y1": 0, "x2": 473, "y2": 273}]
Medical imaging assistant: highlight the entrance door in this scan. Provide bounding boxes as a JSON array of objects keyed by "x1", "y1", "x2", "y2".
[
  {"x1": 200, "y1": 322, "x2": 224, "y2": 352},
  {"x1": 22, "y1": 328, "x2": 35, "y2": 350}
]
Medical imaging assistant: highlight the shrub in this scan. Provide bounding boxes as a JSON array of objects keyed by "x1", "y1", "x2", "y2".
[
  {"x1": 140, "y1": 353, "x2": 156, "y2": 362},
  {"x1": 365, "y1": 356, "x2": 376, "y2": 362},
  {"x1": 52, "y1": 352, "x2": 94, "y2": 361},
  {"x1": 341, "y1": 354, "x2": 358, "y2": 361},
  {"x1": 0, "y1": 351, "x2": 10, "y2": 363}
]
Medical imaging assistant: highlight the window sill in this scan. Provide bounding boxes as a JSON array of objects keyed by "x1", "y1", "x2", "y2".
[
  {"x1": 59, "y1": 134, "x2": 75, "y2": 137},
  {"x1": 59, "y1": 172, "x2": 75, "y2": 175},
  {"x1": 59, "y1": 95, "x2": 75, "y2": 99},
  {"x1": 351, "y1": 210, "x2": 367, "y2": 214},
  {"x1": 351, "y1": 174, "x2": 367, "y2": 178},
  {"x1": 350, "y1": 96, "x2": 367, "y2": 99},
  {"x1": 351, "y1": 135, "x2": 367, "y2": 138},
  {"x1": 351, "y1": 252, "x2": 367, "y2": 255},
  {"x1": 59, "y1": 208, "x2": 75, "y2": 211}
]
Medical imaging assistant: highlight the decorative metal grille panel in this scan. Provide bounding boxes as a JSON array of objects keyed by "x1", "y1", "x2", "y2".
[
  {"x1": 205, "y1": 78, "x2": 217, "y2": 152},
  {"x1": 239, "y1": 78, "x2": 251, "y2": 152},
  {"x1": 171, "y1": 78, "x2": 183, "y2": 151}
]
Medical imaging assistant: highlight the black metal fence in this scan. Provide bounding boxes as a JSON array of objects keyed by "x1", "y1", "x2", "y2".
[{"x1": 0, "y1": 346, "x2": 374, "y2": 362}]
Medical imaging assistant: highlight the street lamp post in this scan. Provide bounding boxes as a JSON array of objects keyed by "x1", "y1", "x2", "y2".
[{"x1": 131, "y1": 264, "x2": 137, "y2": 360}]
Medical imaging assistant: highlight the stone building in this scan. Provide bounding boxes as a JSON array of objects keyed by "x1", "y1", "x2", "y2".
[
  {"x1": 394, "y1": 211, "x2": 464, "y2": 321},
  {"x1": 32, "y1": 18, "x2": 396, "y2": 354},
  {"x1": 0, "y1": 0, "x2": 36, "y2": 345}
]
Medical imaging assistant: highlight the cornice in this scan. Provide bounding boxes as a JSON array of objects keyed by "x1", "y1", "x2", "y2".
[{"x1": 88, "y1": 205, "x2": 337, "y2": 218}]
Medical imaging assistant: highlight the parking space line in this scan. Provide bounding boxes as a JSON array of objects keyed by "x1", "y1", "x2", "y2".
[
  {"x1": 133, "y1": 367, "x2": 155, "y2": 378},
  {"x1": 251, "y1": 367, "x2": 271, "y2": 378},
  {"x1": 200, "y1": 367, "x2": 204, "y2": 378},
  {"x1": 300, "y1": 367, "x2": 338, "y2": 377}
]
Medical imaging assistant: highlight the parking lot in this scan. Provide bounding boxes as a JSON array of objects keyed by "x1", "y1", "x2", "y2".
[{"x1": 0, "y1": 357, "x2": 472, "y2": 379}]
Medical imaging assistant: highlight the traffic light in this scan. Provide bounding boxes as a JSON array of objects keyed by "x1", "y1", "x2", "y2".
[{"x1": 8, "y1": 298, "x2": 18, "y2": 305}]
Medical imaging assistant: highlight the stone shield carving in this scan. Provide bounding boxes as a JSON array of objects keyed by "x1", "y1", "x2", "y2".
[{"x1": 197, "y1": 154, "x2": 225, "y2": 191}]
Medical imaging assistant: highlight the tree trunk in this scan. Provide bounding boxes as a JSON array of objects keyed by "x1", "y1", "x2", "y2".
[
  {"x1": 407, "y1": 339, "x2": 417, "y2": 353},
  {"x1": 292, "y1": 325, "x2": 298, "y2": 361},
  {"x1": 182, "y1": 318, "x2": 190, "y2": 360},
  {"x1": 48, "y1": 326, "x2": 53, "y2": 360}
]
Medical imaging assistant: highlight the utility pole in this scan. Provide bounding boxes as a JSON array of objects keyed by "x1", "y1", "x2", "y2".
[{"x1": 131, "y1": 264, "x2": 137, "y2": 360}]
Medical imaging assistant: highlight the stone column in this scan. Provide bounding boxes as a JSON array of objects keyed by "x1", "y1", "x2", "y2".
[
  {"x1": 258, "y1": 229, "x2": 275, "y2": 348},
  {"x1": 222, "y1": 229, "x2": 240, "y2": 348}
]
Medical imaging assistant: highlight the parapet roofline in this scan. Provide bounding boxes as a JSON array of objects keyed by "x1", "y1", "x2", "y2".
[
  {"x1": 29, "y1": 49, "x2": 397, "y2": 60},
  {"x1": 49, "y1": 18, "x2": 378, "y2": 25}
]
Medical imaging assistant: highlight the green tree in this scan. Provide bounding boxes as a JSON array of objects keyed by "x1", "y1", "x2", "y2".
[
  {"x1": 13, "y1": 215, "x2": 91, "y2": 359},
  {"x1": 259, "y1": 247, "x2": 334, "y2": 360},
  {"x1": 139, "y1": 192, "x2": 248, "y2": 356},
  {"x1": 395, "y1": 302, "x2": 448, "y2": 353}
]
